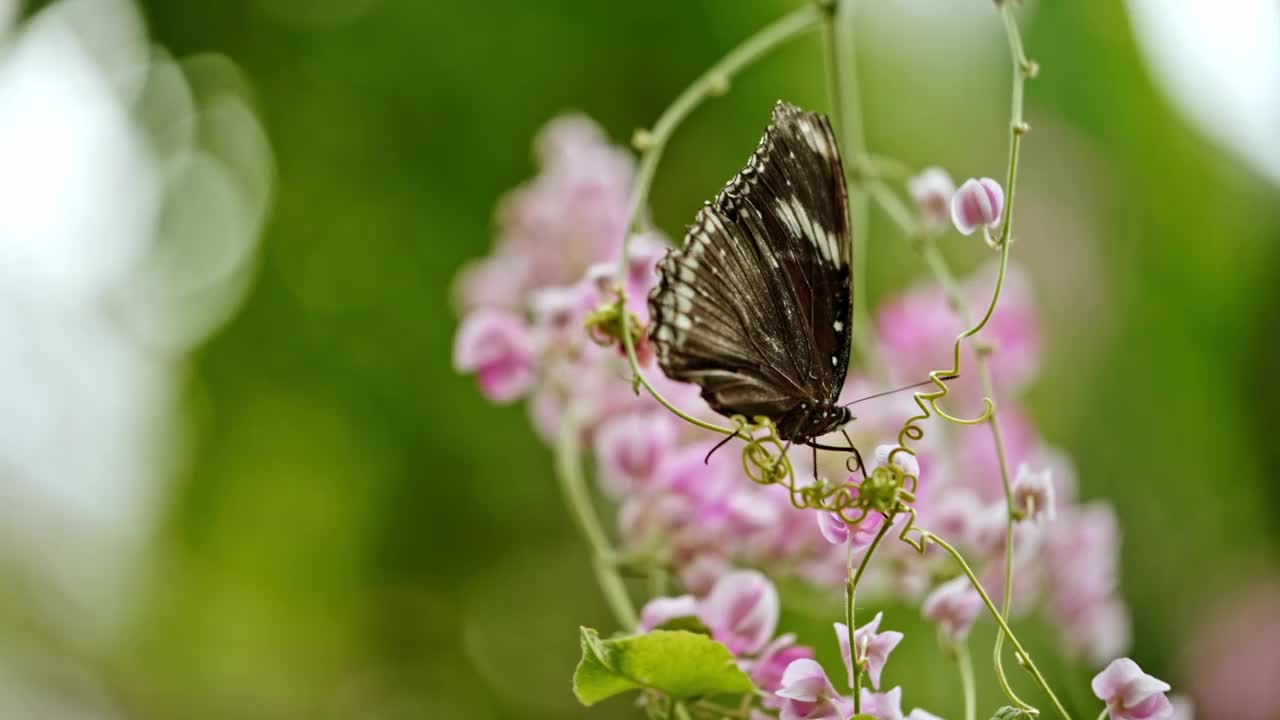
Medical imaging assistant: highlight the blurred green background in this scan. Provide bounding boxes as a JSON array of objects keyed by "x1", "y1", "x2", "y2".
[{"x1": 4, "y1": 0, "x2": 1278, "y2": 718}]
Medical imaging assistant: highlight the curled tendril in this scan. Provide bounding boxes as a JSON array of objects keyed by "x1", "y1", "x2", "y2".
[
  {"x1": 844, "y1": 451, "x2": 864, "y2": 477},
  {"x1": 737, "y1": 416, "x2": 791, "y2": 485},
  {"x1": 883, "y1": 288, "x2": 1003, "y2": 503},
  {"x1": 895, "y1": 506, "x2": 929, "y2": 554}
]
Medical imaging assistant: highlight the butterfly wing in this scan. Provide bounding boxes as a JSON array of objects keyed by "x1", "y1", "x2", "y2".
[{"x1": 648, "y1": 102, "x2": 853, "y2": 434}]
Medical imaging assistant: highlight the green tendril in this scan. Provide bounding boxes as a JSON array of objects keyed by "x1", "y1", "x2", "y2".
[{"x1": 610, "y1": 6, "x2": 823, "y2": 433}]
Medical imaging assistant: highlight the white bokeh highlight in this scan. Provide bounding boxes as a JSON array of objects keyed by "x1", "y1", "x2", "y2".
[
  {"x1": 0, "y1": 0, "x2": 272, "y2": 650},
  {"x1": 1127, "y1": 0, "x2": 1280, "y2": 186}
]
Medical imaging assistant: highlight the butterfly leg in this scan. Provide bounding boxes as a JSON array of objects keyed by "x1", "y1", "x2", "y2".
[
  {"x1": 805, "y1": 438, "x2": 868, "y2": 481},
  {"x1": 703, "y1": 429, "x2": 742, "y2": 465}
]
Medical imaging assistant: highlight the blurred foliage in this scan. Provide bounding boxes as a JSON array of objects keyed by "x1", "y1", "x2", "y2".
[{"x1": 20, "y1": 0, "x2": 1270, "y2": 717}]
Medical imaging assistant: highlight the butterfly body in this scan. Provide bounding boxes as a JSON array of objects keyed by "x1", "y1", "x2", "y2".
[{"x1": 648, "y1": 102, "x2": 854, "y2": 445}]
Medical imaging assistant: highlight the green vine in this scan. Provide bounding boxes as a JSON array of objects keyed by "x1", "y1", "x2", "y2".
[{"x1": 558, "y1": 3, "x2": 1081, "y2": 720}]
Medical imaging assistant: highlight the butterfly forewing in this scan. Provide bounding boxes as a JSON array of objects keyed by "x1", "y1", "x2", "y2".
[{"x1": 648, "y1": 102, "x2": 853, "y2": 440}]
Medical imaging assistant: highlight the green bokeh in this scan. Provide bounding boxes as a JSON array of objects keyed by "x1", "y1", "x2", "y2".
[{"x1": 38, "y1": 0, "x2": 1277, "y2": 717}]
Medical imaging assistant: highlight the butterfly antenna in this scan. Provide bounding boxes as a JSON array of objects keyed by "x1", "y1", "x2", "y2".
[{"x1": 840, "y1": 374, "x2": 959, "y2": 408}]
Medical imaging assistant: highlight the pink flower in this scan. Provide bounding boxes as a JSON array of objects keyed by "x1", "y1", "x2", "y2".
[
  {"x1": 1046, "y1": 503, "x2": 1121, "y2": 618},
  {"x1": 608, "y1": 231, "x2": 668, "y2": 320},
  {"x1": 529, "y1": 280, "x2": 597, "y2": 339},
  {"x1": 1012, "y1": 463, "x2": 1055, "y2": 521},
  {"x1": 452, "y1": 309, "x2": 536, "y2": 403},
  {"x1": 1091, "y1": 658, "x2": 1174, "y2": 720},
  {"x1": 908, "y1": 166, "x2": 956, "y2": 231},
  {"x1": 817, "y1": 508, "x2": 885, "y2": 550},
  {"x1": 1184, "y1": 581, "x2": 1280, "y2": 720},
  {"x1": 678, "y1": 555, "x2": 732, "y2": 597},
  {"x1": 637, "y1": 595, "x2": 699, "y2": 632},
  {"x1": 963, "y1": 263, "x2": 1042, "y2": 393},
  {"x1": 817, "y1": 511, "x2": 852, "y2": 546},
  {"x1": 659, "y1": 440, "x2": 736, "y2": 502},
  {"x1": 950, "y1": 177, "x2": 1004, "y2": 235},
  {"x1": 859, "y1": 686, "x2": 905, "y2": 720},
  {"x1": 835, "y1": 612, "x2": 904, "y2": 690},
  {"x1": 874, "y1": 444, "x2": 921, "y2": 479},
  {"x1": 454, "y1": 114, "x2": 634, "y2": 312},
  {"x1": 1064, "y1": 598, "x2": 1132, "y2": 667},
  {"x1": 593, "y1": 412, "x2": 678, "y2": 497},
  {"x1": 751, "y1": 634, "x2": 816, "y2": 700},
  {"x1": 925, "y1": 489, "x2": 986, "y2": 551},
  {"x1": 776, "y1": 659, "x2": 854, "y2": 720},
  {"x1": 922, "y1": 576, "x2": 983, "y2": 643},
  {"x1": 874, "y1": 265, "x2": 1040, "y2": 410},
  {"x1": 699, "y1": 570, "x2": 779, "y2": 656},
  {"x1": 951, "y1": 405, "x2": 1041, "y2": 501}
]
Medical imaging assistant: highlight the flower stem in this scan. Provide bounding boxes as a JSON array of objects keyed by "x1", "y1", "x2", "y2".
[
  {"x1": 613, "y1": 5, "x2": 823, "y2": 430},
  {"x1": 957, "y1": 640, "x2": 977, "y2": 720},
  {"x1": 555, "y1": 416, "x2": 638, "y2": 629},
  {"x1": 823, "y1": 0, "x2": 883, "y2": 377},
  {"x1": 925, "y1": 532, "x2": 1072, "y2": 720},
  {"x1": 847, "y1": 514, "x2": 894, "y2": 713},
  {"x1": 984, "y1": 360, "x2": 1027, "y2": 711},
  {"x1": 868, "y1": 1, "x2": 1040, "y2": 710}
]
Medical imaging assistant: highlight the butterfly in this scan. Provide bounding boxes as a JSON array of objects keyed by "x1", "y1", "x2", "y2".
[{"x1": 648, "y1": 101, "x2": 855, "y2": 450}]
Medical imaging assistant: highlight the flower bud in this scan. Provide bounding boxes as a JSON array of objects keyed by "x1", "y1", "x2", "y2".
[
  {"x1": 922, "y1": 576, "x2": 983, "y2": 643},
  {"x1": 907, "y1": 166, "x2": 956, "y2": 231},
  {"x1": 1012, "y1": 463, "x2": 1056, "y2": 522},
  {"x1": 950, "y1": 177, "x2": 1004, "y2": 236},
  {"x1": 874, "y1": 444, "x2": 920, "y2": 479}
]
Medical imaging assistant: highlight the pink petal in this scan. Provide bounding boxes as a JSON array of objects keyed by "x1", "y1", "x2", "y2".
[
  {"x1": 1120, "y1": 672, "x2": 1173, "y2": 709},
  {"x1": 1093, "y1": 658, "x2": 1144, "y2": 702},
  {"x1": 699, "y1": 570, "x2": 779, "y2": 656},
  {"x1": 638, "y1": 595, "x2": 699, "y2": 632},
  {"x1": 834, "y1": 622, "x2": 855, "y2": 688},
  {"x1": 864, "y1": 630, "x2": 904, "y2": 689},
  {"x1": 818, "y1": 511, "x2": 851, "y2": 545},
  {"x1": 777, "y1": 659, "x2": 833, "y2": 702},
  {"x1": 1125, "y1": 693, "x2": 1173, "y2": 720}
]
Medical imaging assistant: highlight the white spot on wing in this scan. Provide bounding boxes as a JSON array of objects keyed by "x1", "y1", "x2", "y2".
[
  {"x1": 833, "y1": 320, "x2": 844, "y2": 332},
  {"x1": 774, "y1": 199, "x2": 802, "y2": 239}
]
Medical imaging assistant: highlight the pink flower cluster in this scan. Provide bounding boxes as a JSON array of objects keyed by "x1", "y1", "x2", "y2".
[
  {"x1": 452, "y1": 113, "x2": 1132, "y2": 670},
  {"x1": 772, "y1": 611, "x2": 937, "y2": 720},
  {"x1": 864, "y1": 259, "x2": 1130, "y2": 664},
  {"x1": 639, "y1": 570, "x2": 814, "y2": 699},
  {"x1": 640, "y1": 572, "x2": 940, "y2": 720}
]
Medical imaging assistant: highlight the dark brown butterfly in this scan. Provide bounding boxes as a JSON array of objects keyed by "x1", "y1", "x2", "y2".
[{"x1": 648, "y1": 101, "x2": 853, "y2": 447}]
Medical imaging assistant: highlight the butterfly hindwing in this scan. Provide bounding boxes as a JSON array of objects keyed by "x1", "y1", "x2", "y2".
[{"x1": 648, "y1": 102, "x2": 852, "y2": 439}]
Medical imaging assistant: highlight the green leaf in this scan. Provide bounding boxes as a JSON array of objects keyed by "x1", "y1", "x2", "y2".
[
  {"x1": 574, "y1": 628, "x2": 635, "y2": 706},
  {"x1": 850, "y1": 715, "x2": 880, "y2": 720},
  {"x1": 653, "y1": 615, "x2": 713, "y2": 636},
  {"x1": 572, "y1": 627, "x2": 755, "y2": 706},
  {"x1": 991, "y1": 707, "x2": 1036, "y2": 720}
]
